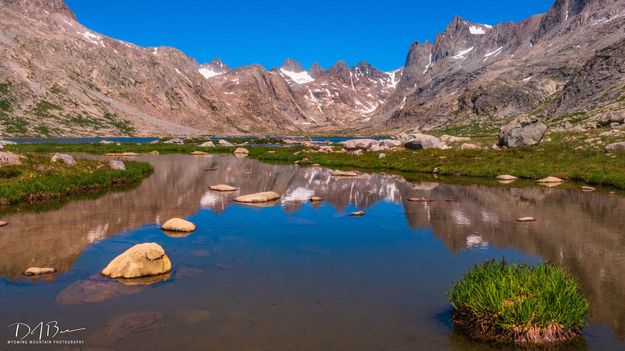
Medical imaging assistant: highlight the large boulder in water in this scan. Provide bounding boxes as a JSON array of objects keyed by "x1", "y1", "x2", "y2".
[
  {"x1": 101, "y1": 243, "x2": 172, "y2": 279},
  {"x1": 161, "y1": 218, "x2": 196, "y2": 232},
  {"x1": 498, "y1": 116, "x2": 546, "y2": 148},
  {"x1": 234, "y1": 191, "x2": 281, "y2": 203},
  {"x1": 404, "y1": 134, "x2": 443, "y2": 150}
]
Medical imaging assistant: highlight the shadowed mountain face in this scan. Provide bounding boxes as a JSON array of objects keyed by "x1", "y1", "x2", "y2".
[
  {"x1": 0, "y1": 155, "x2": 624, "y2": 339},
  {"x1": 1, "y1": 0, "x2": 625, "y2": 136}
]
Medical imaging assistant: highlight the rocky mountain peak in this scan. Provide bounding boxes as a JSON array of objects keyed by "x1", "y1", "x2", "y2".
[
  {"x1": 198, "y1": 58, "x2": 231, "y2": 79},
  {"x1": 280, "y1": 58, "x2": 305, "y2": 72},
  {"x1": 3, "y1": 0, "x2": 76, "y2": 20},
  {"x1": 323, "y1": 60, "x2": 351, "y2": 81},
  {"x1": 308, "y1": 62, "x2": 324, "y2": 78}
]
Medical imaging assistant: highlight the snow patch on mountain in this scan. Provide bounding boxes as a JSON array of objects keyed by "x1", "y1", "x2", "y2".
[
  {"x1": 453, "y1": 47, "x2": 474, "y2": 60},
  {"x1": 199, "y1": 67, "x2": 225, "y2": 79},
  {"x1": 78, "y1": 31, "x2": 104, "y2": 47},
  {"x1": 280, "y1": 69, "x2": 315, "y2": 84}
]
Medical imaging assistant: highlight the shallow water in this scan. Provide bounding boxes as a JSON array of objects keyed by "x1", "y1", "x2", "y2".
[{"x1": 0, "y1": 155, "x2": 624, "y2": 350}]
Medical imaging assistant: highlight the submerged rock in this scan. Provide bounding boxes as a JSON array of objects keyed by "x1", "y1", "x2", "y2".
[
  {"x1": 101, "y1": 243, "x2": 172, "y2": 279},
  {"x1": 350, "y1": 211, "x2": 365, "y2": 217},
  {"x1": 109, "y1": 160, "x2": 126, "y2": 171},
  {"x1": 582, "y1": 186, "x2": 596, "y2": 192},
  {"x1": 498, "y1": 116, "x2": 547, "y2": 148},
  {"x1": 24, "y1": 267, "x2": 56, "y2": 276},
  {"x1": 234, "y1": 191, "x2": 281, "y2": 203},
  {"x1": 94, "y1": 311, "x2": 165, "y2": 342},
  {"x1": 190, "y1": 151, "x2": 209, "y2": 155},
  {"x1": 161, "y1": 218, "x2": 196, "y2": 232},
  {"x1": 56, "y1": 276, "x2": 147, "y2": 304}
]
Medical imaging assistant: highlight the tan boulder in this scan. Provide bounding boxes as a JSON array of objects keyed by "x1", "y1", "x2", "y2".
[
  {"x1": 0, "y1": 221, "x2": 8, "y2": 227},
  {"x1": 310, "y1": 196, "x2": 323, "y2": 202},
  {"x1": 190, "y1": 151, "x2": 208, "y2": 156},
  {"x1": 517, "y1": 217, "x2": 536, "y2": 222},
  {"x1": 332, "y1": 170, "x2": 358, "y2": 177},
  {"x1": 24, "y1": 267, "x2": 56, "y2": 276},
  {"x1": 209, "y1": 184, "x2": 239, "y2": 192},
  {"x1": 101, "y1": 243, "x2": 172, "y2": 279},
  {"x1": 496, "y1": 175, "x2": 518, "y2": 181},
  {"x1": 350, "y1": 211, "x2": 365, "y2": 217},
  {"x1": 408, "y1": 197, "x2": 433, "y2": 202},
  {"x1": 234, "y1": 147, "x2": 249, "y2": 155},
  {"x1": 148, "y1": 151, "x2": 160, "y2": 155},
  {"x1": 161, "y1": 218, "x2": 196, "y2": 232},
  {"x1": 234, "y1": 191, "x2": 281, "y2": 203},
  {"x1": 582, "y1": 186, "x2": 596, "y2": 192},
  {"x1": 537, "y1": 176, "x2": 564, "y2": 184}
]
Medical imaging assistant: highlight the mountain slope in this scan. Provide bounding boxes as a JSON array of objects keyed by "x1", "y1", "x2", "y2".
[{"x1": 376, "y1": 0, "x2": 625, "y2": 132}]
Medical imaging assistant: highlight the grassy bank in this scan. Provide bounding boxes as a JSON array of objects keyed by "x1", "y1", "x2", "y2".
[
  {"x1": 6, "y1": 130, "x2": 625, "y2": 189},
  {"x1": 448, "y1": 260, "x2": 589, "y2": 345},
  {"x1": 0, "y1": 154, "x2": 153, "y2": 206}
]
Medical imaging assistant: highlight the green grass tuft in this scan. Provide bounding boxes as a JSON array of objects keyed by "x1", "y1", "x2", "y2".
[
  {"x1": 448, "y1": 260, "x2": 589, "y2": 330},
  {"x1": 0, "y1": 155, "x2": 153, "y2": 205}
]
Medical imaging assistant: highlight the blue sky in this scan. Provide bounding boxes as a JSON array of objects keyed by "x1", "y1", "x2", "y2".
[{"x1": 65, "y1": 0, "x2": 555, "y2": 71}]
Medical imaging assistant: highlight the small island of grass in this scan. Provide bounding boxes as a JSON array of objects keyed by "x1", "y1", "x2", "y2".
[
  {"x1": 448, "y1": 260, "x2": 589, "y2": 346},
  {"x1": 0, "y1": 153, "x2": 153, "y2": 206}
]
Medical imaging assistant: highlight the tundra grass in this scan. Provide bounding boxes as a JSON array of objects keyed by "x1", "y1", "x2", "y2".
[
  {"x1": 448, "y1": 260, "x2": 589, "y2": 344},
  {"x1": 7, "y1": 130, "x2": 625, "y2": 189},
  {"x1": 0, "y1": 155, "x2": 153, "y2": 205}
]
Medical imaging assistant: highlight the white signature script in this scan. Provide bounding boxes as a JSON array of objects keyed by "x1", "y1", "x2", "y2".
[{"x1": 8, "y1": 321, "x2": 86, "y2": 340}]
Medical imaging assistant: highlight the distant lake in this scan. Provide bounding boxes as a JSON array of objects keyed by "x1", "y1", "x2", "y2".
[
  {"x1": 2, "y1": 136, "x2": 384, "y2": 144},
  {"x1": 0, "y1": 155, "x2": 623, "y2": 350}
]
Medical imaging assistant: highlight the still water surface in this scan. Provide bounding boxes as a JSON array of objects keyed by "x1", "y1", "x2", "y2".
[{"x1": 0, "y1": 155, "x2": 624, "y2": 350}]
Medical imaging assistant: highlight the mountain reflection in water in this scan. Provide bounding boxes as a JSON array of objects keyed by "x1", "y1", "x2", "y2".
[{"x1": 0, "y1": 154, "x2": 623, "y2": 350}]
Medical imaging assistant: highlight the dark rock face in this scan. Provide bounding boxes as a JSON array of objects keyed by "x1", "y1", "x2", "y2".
[
  {"x1": 459, "y1": 83, "x2": 548, "y2": 118},
  {"x1": 498, "y1": 116, "x2": 547, "y2": 147},
  {"x1": 550, "y1": 38, "x2": 625, "y2": 117}
]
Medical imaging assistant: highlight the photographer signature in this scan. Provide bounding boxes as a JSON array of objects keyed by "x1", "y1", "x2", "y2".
[{"x1": 8, "y1": 321, "x2": 86, "y2": 340}]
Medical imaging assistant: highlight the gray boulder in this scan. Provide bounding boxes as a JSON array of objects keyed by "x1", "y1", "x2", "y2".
[
  {"x1": 0, "y1": 151, "x2": 22, "y2": 165},
  {"x1": 498, "y1": 116, "x2": 547, "y2": 148},
  {"x1": 109, "y1": 160, "x2": 126, "y2": 171},
  {"x1": 606, "y1": 142, "x2": 625, "y2": 152},
  {"x1": 164, "y1": 138, "x2": 184, "y2": 145},
  {"x1": 404, "y1": 134, "x2": 443, "y2": 150},
  {"x1": 339, "y1": 139, "x2": 376, "y2": 150},
  {"x1": 51, "y1": 153, "x2": 76, "y2": 165}
]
